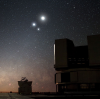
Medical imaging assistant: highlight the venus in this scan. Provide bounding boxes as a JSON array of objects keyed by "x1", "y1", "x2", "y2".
[{"x1": 32, "y1": 23, "x2": 36, "y2": 26}]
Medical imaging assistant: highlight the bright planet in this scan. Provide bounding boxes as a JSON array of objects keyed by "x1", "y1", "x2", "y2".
[{"x1": 32, "y1": 23, "x2": 36, "y2": 26}]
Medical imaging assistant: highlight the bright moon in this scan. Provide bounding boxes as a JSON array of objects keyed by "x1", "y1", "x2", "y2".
[{"x1": 41, "y1": 16, "x2": 46, "y2": 21}]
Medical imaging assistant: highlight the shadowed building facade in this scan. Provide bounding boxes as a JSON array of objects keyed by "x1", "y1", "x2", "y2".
[
  {"x1": 18, "y1": 77, "x2": 32, "y2": 95},
  {"x1": 54, "y1": 34, "x2": 100, "y2": 93}
]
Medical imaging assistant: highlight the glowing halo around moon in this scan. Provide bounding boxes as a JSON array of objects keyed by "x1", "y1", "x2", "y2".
[
  {"x1": 37, "y1": 13, "x2": 49, "y2": 23},
  {"x1": 41, "y1": 16, "x2": 46, "y2": 21}
]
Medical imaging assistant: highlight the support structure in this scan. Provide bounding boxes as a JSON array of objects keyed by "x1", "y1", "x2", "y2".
[
  {"x1": 18, "y1": 77, "x2": 32, "y2": 95},
  {"x1": 54, "y1": 34, "x2": 100, "y2": 93}
]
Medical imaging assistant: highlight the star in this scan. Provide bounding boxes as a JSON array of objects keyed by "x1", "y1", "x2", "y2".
[
  {"x1": 32, "y1": 23, "x2": 36, "y2": 26},
  {"x1": 37, "y1": 28, "x2": 40, "y2": 31}
]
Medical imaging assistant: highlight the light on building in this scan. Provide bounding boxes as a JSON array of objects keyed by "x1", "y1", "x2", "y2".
[{"x1": 54, "y1": 44, "x2": 55, "y2": 64}]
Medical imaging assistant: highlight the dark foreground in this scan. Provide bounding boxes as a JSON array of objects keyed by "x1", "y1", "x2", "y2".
[{"x1": 0, "y1": 92, "x2": 100, "y2": 99}]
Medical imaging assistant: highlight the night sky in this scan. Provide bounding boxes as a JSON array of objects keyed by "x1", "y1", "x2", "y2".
[{"x1": 0, "y1": 0, "x2": 100, "y2": 92}]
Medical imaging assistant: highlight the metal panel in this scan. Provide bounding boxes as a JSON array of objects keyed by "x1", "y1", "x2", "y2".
[
  {"x1": 56, "y1": 73, "x2": 61, "y2": 83},
  {"x1": 78, "y1": 71, "x2": 90, "y2": 83},
  {"x1": 95, "y1": 71, "x2": 100, "y2": 82},
  {"x1": 70, "y1": 72, "x2": 77, "y2": 82},
  {"x1": 55, "y1": 39, "x2": 68, "y2": 67},
  {"x1": 78, "y1": 70, "x2": 100, "y2": 83},
  {"x1": 87, "y1": 34, "x2": 100, "y2": 66},
  {"x1": 54, "y1": 38, "x2": 74, "y2": 68},
  {"x1": 89, "y1": 71, "x2": 96, "y2": 83}
]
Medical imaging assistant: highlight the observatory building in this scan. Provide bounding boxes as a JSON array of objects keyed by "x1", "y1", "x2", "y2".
[
  {"x1": 54, "y1": 34, "x2": 100, "y2": 93},
  {"x1": 18, "y1": 77, "x2": 32, "y2": 94}
]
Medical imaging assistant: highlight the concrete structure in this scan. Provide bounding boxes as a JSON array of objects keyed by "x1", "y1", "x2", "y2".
[
  {"x1": 87, "y1": 34, "x2": 100, "y2": 66},
  {"x1": 18, "y1": 77, "x2": 32, "y2": 95},
  {"x1": 54, "y1": 34, "x2": 100, "y2": 93},
  {"x1": 54, "y1": 39, "x2": 89, "y2": 71},
  {"x1": 0, "y1": 93, "x2": 88, "y2": 98}
]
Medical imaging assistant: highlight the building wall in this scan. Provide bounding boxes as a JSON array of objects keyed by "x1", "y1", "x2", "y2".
[
  {"x1": 55, "y1": 69, "x2": 100, "y2": 84},
  {"x1": 54, "y1": 34, "x2": 100, "y2": 93},
  {"x1": 54, "y1": 39, "x2": 68, "y2": 67},
  {"x1": 54, "y1": 38, "x2": 89, "y2": 70},
  {"x1": 87, "y1": 34, "x2": 100, "y2": 66},
  {"x1": 54, "y1": 38, "x2": 74, "y2": 69},
  {"x1": 56, "y1": 73, "x2": 61, "y2": 83},
  {"x1": 18, "y1": 81, "x2": 32, "y2": 94}
]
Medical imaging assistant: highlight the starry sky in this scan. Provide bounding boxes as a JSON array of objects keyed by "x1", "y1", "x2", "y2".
[{"x1": 0, "y1": 0, "x2": 100, "y2": 92}]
